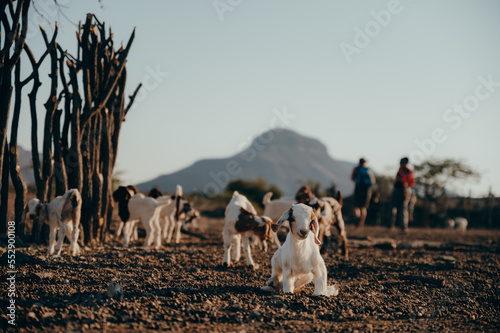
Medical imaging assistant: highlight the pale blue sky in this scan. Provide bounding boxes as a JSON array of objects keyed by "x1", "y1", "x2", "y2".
[{"x1": 15, "y1": 0, "x2": 500, "y2": 197}]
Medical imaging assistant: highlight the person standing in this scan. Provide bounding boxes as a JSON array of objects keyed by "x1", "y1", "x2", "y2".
[
  {"x1": 351, "y1": 158, "x2": 376, "y2": 228},
  {"x1": 391, "y1": 157, "x2": 415, "y2": 232}
]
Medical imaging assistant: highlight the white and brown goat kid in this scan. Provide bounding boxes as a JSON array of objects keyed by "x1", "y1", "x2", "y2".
[
  {"x1": 25, "y1": 189, "x2": 82, "y2": 257},
  {"x1": 223, "y1": 191, "x2": 274, "y2": 269},
  {"x1": 262, "y1": 204, "x2": 339, "y2": 296},
  {"x1": 305, "y1": 192, "x2": 348, "y2": 258}
]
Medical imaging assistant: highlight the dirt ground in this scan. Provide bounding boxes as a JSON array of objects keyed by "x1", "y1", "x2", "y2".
[{"x1": 1, "y1": 219, "x2": 500, "y2": 332}]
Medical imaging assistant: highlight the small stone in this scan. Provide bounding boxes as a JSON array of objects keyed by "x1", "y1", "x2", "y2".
[
  {"x1": 107, "y1": 281, "x2": 123, "y2": 299},
  {"x1": 437, "y1": 255, "x2": 457, "y2": 262},
  {"x1": 27, "y1": 311, "x2": 38, "y2": 321}
]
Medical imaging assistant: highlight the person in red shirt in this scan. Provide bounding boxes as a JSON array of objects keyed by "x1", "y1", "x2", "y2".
[{"x1": 391, "y1": 157, "x2": 415, "y2": 231}]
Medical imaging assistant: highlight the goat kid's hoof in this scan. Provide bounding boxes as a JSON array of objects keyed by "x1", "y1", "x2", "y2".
[
  {"x1": 248, "y1": 264, "x2": 259, "y2": 270},
  {"x1": 318, "y1": 285, "x2": 340, "y2": 297},
  {"x1": 261, "y1": 286, "x2": 275, "y2": 292},
  {"x1": 328, "y1": 285, "x2": 339, "y2": 296},
  {"x1": 222, "y1": 262, "x2": 230, "y2": 268}
]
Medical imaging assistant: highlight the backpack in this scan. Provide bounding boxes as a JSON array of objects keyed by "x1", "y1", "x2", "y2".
[{"x1": 356, "y1": 166, "x2": 372, "y2": 188}]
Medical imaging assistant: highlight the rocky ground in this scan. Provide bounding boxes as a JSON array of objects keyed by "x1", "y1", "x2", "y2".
[{"x1": 1, "y1": 219, "x2": 500, "y2": 332}]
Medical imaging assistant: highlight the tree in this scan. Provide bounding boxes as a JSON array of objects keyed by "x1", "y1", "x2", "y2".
[
  {"x1": 413, "y1": 159, "x2": 479, "y2": 226},
  {"x1": 0, "y1": 0, "x2": 31, "y2": 232},
  {"x1": 0, "y1": 9, "x2": 141, "y2": 245},
  {"x1": 225, "y1": 178, "x2": 282, "y2": 209}
]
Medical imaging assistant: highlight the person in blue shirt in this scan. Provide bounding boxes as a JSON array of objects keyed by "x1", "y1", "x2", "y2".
[{"x1": 351, "y1": 157, "x2": 376, "y2": 228}]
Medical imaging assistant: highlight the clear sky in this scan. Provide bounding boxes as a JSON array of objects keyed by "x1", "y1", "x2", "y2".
[{"x1": 15, "y1": 0, "x2": 500, "y2": 197}]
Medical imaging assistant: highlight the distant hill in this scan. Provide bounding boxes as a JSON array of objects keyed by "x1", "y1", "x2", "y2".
[
  {"x1": 18, "y1": 145, "x2": 36, "y2": 185},
  {"x1": 137, "y1": 129, "x2": 357, "y2": 196}
]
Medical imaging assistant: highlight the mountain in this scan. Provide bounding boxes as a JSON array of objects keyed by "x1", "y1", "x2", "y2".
[
  {"x1": 18, "y1": 145, "x2": 36, "y2": 185},
  {"x1": 137, "y1": 129, "x2": 357, "y2": 196}
]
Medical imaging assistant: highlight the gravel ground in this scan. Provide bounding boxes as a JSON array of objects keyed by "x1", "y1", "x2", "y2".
[{"x1": 1, "y1": 219, "x2": 500, "y2": 332}]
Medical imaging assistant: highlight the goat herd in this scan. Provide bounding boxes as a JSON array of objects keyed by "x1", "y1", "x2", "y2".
[{"x1": 25, "y1": 184, "x2": 348, "y2": 297}]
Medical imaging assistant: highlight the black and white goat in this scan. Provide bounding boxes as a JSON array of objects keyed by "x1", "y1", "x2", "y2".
[
  {"x1": 262, "y1": 204, "x2": 339, "y2": 296},
  {"x1": 222, "y1": 191, "x2": 274, "y2": 269},
  {"x1": 112, "y1": 186, "x2": 165, "y2": 249},
  {"x1": 25, "y1": 189, "x2": 82, "y2": 256}
]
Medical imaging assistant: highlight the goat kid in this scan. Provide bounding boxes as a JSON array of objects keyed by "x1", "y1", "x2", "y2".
[
  {"x1": 223, "y1": 191, "x2": 274, "y2": 269},
  {"x1": 262, "y1": 192, "x2": 296, "y2": 222},
  {"x1": 153, "y1": 185, "x2": 200, "y2": 244},
  {"x1": 112, "y1": 186, "x2": 165, "y2": 249},
  {"x1": 26, "y1": 189, "x2": 82, "y2": 257},
  {"x1": 114, "y1": 185, "x2": 145, "y2": 241},
  {"x1": 262, "y1": 204, "x2": 339, "y2": 296},
  {"x1": 305, "y1": 192, "x2": 348, "y2": 258}
]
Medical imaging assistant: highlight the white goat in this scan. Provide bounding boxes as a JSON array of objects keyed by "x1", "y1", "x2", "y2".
[
  {"x1": 112, "y1": 186, "x2": 165, "y2": 249},
  {"x1": 223, "y1": 191, "x2": 274, "y2": 269},
  {"x1": 25, "y1": 189, "x2": 82, "y2": 257},
  {"x1": 157, "y1": 185, "x2": 200, "y2": 244},
  {"x1": 262, "y1": 204, "x2": 339, "y2": 296},
  {"x1": 447, "y1": 217, "x2": 468, "y2": 231},
  {"x1": 262, "y1": 192, "x2": 296, "y2": 222}
]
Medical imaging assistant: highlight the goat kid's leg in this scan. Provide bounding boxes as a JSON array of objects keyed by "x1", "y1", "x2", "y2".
[
  {"x1": 154, "y1": 216, "x2": 162, "y2": 249},
  {"x1": 262, "y1": 256, "x2": 283, "y2": 291},
  {"x1": 262, "y1": 240, "x2": 268, "y2": 252},
  {"x1": 294, "y1": 273, "x2": 314, "y2": 293},
  {"x1": 175, "y1": 221, "x2": 182, "y2": 244},
  {"x1": 232, "y1": 234, "x2": 241, "y2": 262},
  {"x1": 282, "y1": 269, "x2": 296, "y2": 293},
  {"x1": 115, "y1": 221, "x2": 124, "y2": 239},
  {"x1": 166, "y1": 215, "x2": 176, "y2": 243},
  {"x1": 243, "y1": 235, "x2": 258, "y2": 270},
  {"x1": 160, "y1": 216, "x2": 169, "y2": 241},
  {"x1": 70, "y1": 206, "x2": 81, "y2": 255},
  {"x1": 222, "y1": 229, "x2": 233, "y2": 267},
  {"x1": 131, "y1": 222, "x2": 139, "y2": 242},
  {"x1": 122, "y1": 222, "x2": 132, "y2": 248},
  {"x1": 54, "y1": 222, "x2": 67, "y2": 257},
  {"x1": 142, "y1": 219, "x2": 154, "y2": 249},
  {"x1": 312, "y1": 268, "x2": 328, "y2": 296},
  {"x1": 47, "y1": 227, "x2": 58, "y2": 256},
  {"x1": 335, "y1": 218, "x2": 349, "y2": 258},
  {"x1": 65, "y1": 221, "x2": 80, "y2": 256},
  {"x1": 312, "y1": 262, "x2": 338, "y2": 296}
]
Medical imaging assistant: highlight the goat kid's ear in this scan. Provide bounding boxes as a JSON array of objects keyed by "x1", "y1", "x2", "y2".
[
  {"x1": 273, "y1": 208, "x2": 292, "y2": 232},
  {"x1": 240, "y1": 207, "x2": 254, "y2": 217},
  {"x1": 35, "y1": 203, "x2": 43, "y2": 215},
  {"x1": 311, "y1": 218, "x2": 321, "y2": 245}
]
